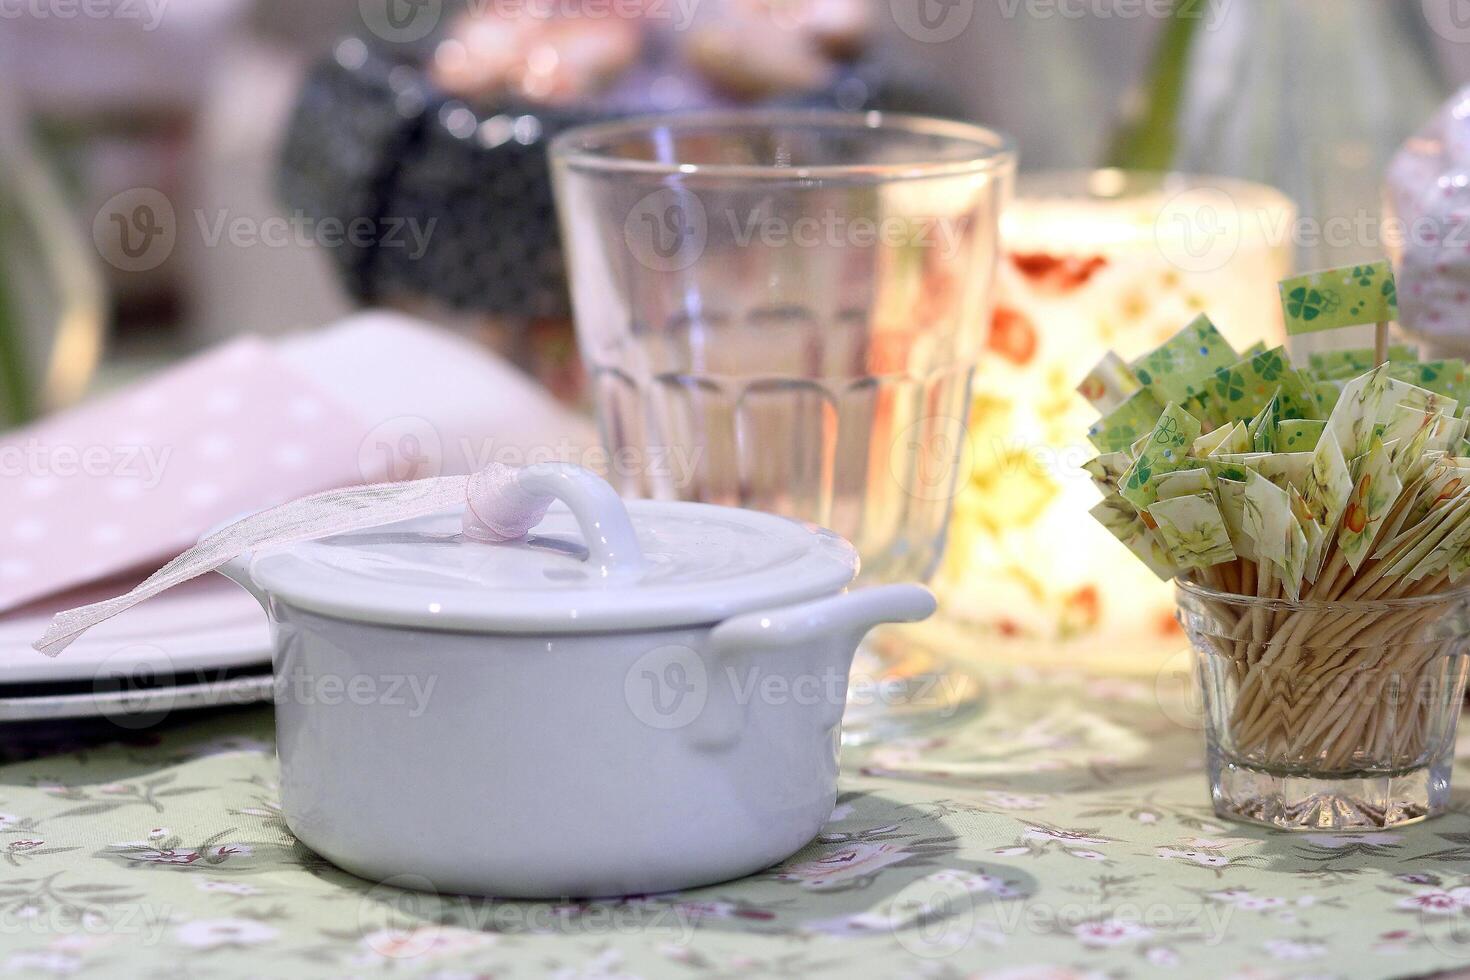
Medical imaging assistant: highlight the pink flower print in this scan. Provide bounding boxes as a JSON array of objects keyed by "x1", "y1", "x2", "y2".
[
  {"x1": 1072, "y1": 919, "x2": 1151, "y2": 948},
  {"x1": 671, "y1": 901, "x2": 737, "y2": 920},
  {"x1": 1373, "y1": 927, "x2": 1414, "y2": 954},
  {"x1": 1397, "y1": 889, "x2": 1470, "y2": 915},
  {"x1": 359, "y1": 926, "x2": 494, "y2": 962},
  {"x1": 772, "y1": 842, "x2": 910, "y2": 888},
  {"x1": 1263, "y1": 939, "x2": 1326, "y2": 961},
  {"x1": 1208, "y1": 888, "x2": 1250, "y2": 903},
  {"x1": 197, "y1": 880, "x2": 261, "y2": 896},
  {"x1": 1144, "y1": 946, "x2": 1181, "y2": 967},
  {"x1": 174, "y1": 919, "x2": 279, "y2": 949}
]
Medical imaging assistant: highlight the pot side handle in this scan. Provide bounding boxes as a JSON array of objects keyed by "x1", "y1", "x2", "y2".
[
  {"x1": 687, "y1": 585, "x2": 936, "y2": 750},
  {"x1": 708, "y1": 584, "x2": 936, "y2": 654}
]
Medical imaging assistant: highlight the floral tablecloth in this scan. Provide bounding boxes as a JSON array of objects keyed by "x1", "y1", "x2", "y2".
[{"x1": 4, "y1": 666, "x2": 1470, "y2": 979}]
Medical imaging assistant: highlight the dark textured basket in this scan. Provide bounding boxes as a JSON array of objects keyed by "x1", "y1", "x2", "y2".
[{"x1": 276, "y1": 36, "x2": 955, "y2": 323}]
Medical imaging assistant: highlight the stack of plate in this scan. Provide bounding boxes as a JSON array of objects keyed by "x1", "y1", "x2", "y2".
[{"x1": 0, "y1": 575, "x2": 273, "y2": 728}]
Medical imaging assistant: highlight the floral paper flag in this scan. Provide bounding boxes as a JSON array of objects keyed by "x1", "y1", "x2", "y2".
[
  {"x1": 1388, "y1": 408, "x2": 1451, "y2": 483},
  {"x1": 1119, "y1": 402, "x2": 1202, "y2": 509},
  {"x1": 1088, "y1": 388, "x2": 1166, "y2": 452},
  {"x1": 1215, "y1": 478, "x2": 1255, "y2": 561},
  {"x1": 1338, "y1": 437, "x2": 1402, "y2": 572},
  {"x1": 1386, "y1": 487, "x2": 1470, "y2": 577},
  {"x1": 1090, "y1": 494, "x2": 1180, "y2": 581},
  {"x1": 1254, "y1": 452, "x2": 1315, "y2": 490},
  {"x1": 1082, "y1": 450, "x2": 1135, "y2": 495},
  {"x1": 1209, "y1": 421, "x2": 1253, "y2": 456},
  {"x1": 1194, "y1": 455, "x2": 1265, "y2": 484},
  {"x1": 1288, "y1": 485, "x2": 1325, "y2": 587},
  {"x1": 1391, "y1": 465, "x2": 1470, "y2": 550},
  {"x1": 1154, "y1": 468, "x2": 1213, "y2": 499},
  {"x1": 1384, "y1": 404, "x2": 1444, "y2": 466},
  {"x1": 1243, "y1": 470, "x2": 1309, "y2": 597},
  {"x1": 1326, "y1": 364, "x2": 1391, "y2": 459},
  {"x1": 1147, "y1": 491, "x2": 1237, "y2": 569},
  {"x1": 1076, "y1": 352, "x2": 1142, "y2": 413},
  {"x1": 1428, "y1": 416, "x2": 1469, "y2": 455},
  {"x1": 1407, "y1": 497, "x2": 1470, "y2": 580},
  {"x1": 1302, "y1": 429, "x2": 1354, "y2": 572},
  {"x1": 1279, "y1": 261, "x2": 1398, "y2": 334},
  {"x1": 1129, "y1": 314, "x2": 1239, "y2": 405},
  {"x1": 1378, "y1": 376, "x2": 1457, "y2": 428},
  {"x1": 1192, "y1": 424, "x2": 1238, "y2": 457}
]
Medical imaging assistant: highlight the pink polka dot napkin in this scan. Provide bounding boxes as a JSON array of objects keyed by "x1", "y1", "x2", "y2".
[{"x1": 0, "y1": 336, "x2": 367, "y2": 614}]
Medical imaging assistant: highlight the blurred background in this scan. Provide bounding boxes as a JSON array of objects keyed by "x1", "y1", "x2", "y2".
[
  {"x1": 9, "y1": 0, "x2": 1470, "y2": 674},
  {"x1": 6, "y1": 0, "x2": 1470, "y2": 409}
]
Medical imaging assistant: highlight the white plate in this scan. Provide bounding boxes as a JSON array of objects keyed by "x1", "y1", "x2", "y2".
[
  {"x1": 0, "y1": 672, "x2": 275, "y2": 722},
  {"x1": 0, "y1": 574, "x2": 270, "y2": 684}
]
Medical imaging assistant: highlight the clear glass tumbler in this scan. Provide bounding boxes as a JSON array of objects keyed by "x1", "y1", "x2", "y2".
[
  {"x1": 550, "y1": 111, "x2": 1014, "y2": 741},
  {"x1": 1176, "y1": 579, "x2": 1470, "y2": 830}
]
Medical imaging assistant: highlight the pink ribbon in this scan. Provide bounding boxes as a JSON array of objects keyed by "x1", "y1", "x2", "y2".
[{"x1": 33, "y1": 462, "x2": 553, "y2": 657}]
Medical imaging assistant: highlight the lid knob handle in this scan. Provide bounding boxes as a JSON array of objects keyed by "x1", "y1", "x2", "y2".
[{"x1": 465, "y1": 462, "x2": 647, "y2": 580}]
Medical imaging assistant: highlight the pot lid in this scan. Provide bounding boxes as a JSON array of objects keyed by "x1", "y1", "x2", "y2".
[{"x1": 245, "y1": 468, "x2": 858, "y2": 633}]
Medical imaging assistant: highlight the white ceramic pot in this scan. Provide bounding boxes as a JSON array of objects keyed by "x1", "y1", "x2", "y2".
[{"x1": 218, "y1": 463, "x2": 934, "y2": 898}]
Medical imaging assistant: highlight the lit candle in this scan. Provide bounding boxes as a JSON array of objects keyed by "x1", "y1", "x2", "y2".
[{"x1": 936, "y1": 170, "x2": 1295, "y2": 668}]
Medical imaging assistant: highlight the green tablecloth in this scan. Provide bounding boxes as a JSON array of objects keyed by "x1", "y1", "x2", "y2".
[{"x1": 4, "y1": 667, "x2": 1470, "y2": 979}]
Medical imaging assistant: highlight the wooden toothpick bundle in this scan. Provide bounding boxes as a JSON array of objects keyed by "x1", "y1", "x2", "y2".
[{"x1": 1080, "y1": 261, "x2": 1470, "y2": 774}]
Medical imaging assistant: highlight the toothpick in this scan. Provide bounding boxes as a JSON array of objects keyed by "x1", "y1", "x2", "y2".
[{"x1": 1374, "y1": 320, "x2": 1388, "y2": 366}]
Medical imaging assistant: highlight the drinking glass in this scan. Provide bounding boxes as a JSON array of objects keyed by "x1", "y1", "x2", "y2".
[{"x1": 550, "y1": 110, "x2": 1014, "y2": 741}]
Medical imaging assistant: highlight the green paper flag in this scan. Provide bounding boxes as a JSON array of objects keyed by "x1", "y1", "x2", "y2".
[
  {"x1": 1278, "y1": 261, "x2": 1397, "y2": 335},
  {"x1": 1129, "y1": 314, "x2": 1239, "y2": 405}
]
